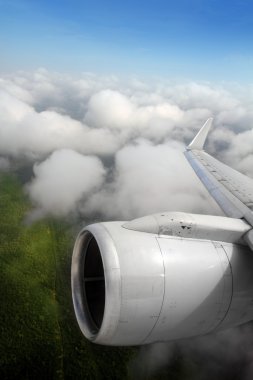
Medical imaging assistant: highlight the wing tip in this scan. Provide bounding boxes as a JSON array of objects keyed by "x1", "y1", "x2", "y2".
[{"x1": 187, "y1": 117, "x2": 213, "y2": 151}]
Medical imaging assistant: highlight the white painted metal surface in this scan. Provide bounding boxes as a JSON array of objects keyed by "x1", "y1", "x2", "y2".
[
  {"x1": 72, "y1": 219, "x2": 253, "y2": 346},
  {"x1": 217, "y1": 243, "x2": 253, "y2": 330},
  {"x1": 144, "y1": 237, "x2": 232, "y2": 343},
  {"x1": 187, "y1": 117, "x2": 213, "y2": 150},
  {"x1": 123, "y1": 212, "x2": 251, "y2": 244},
  {"x1": 185, "y1": 119, "x2": 253, "y2": 229},
  {"x1": 184, "y1": 149, "x2": 253, "y2": 226}
]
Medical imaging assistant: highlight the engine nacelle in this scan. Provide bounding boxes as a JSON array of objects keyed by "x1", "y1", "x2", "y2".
[{"x1": 71, "y1": 212, "x2": 253, "y2": 346}]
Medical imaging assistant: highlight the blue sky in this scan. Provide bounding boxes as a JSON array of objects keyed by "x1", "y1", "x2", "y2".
[{"x1": 1, "y1": 0, "x2": 253, "y2": 82}]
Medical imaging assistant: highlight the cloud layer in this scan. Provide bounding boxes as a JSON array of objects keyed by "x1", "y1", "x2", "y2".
[{"x1": 1, "y1": 68, "x2": 253, "y2": 218}]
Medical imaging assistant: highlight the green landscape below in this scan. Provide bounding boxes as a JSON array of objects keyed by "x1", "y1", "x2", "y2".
[
  {"x1": 1, "y1": 173, "x2": 245, "y2": 380},
  {"x1": 0, "y1": 173, "x2": 136, "y2": 379}
]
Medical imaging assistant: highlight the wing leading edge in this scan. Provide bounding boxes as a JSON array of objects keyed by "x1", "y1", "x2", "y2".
[{"x1": 184, "y1": 119, "x2": 253, "y2": 249}]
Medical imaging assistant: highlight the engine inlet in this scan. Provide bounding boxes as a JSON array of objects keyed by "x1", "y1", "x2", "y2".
[
  {"x1": 83, "y1": 235, "x2": 105, "y2": 332},
  {"x1": 72, "y1": 222, "x2": 122, "y2": 344}
]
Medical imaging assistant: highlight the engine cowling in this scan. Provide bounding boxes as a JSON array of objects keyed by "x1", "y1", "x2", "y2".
[{"x1": 71, "y1": 213, "x2": 253, "y2": 346}]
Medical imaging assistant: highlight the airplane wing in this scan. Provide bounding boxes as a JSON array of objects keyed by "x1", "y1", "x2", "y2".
[{"x1": 184, "y1": 118, "x2": 253, "y2": 249}]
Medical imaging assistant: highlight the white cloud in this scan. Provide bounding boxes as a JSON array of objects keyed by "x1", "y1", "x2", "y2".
[
  {"x1": 83, "y1": 141, "x2": 221, "y2": 220},
  {"x1": 0, "y1": 68, "x2": 253, "y2": 217},
  {"x1": 85, "y1": 89, "x2": 135, "y2": 129},
  {"x1": 0, "y1": 91, "x2": 118, "y2": 158},
  {"x1": 27, "y1": 149, "x2": 106, "y2": 216},
  {"x1": 85, "y1": 89, "x2": 184, "y2": 142}
]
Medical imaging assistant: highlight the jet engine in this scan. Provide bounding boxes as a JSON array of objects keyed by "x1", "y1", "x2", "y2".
[{"x1": 71, "y1": 212, "x2": 253, "y2": 346}]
